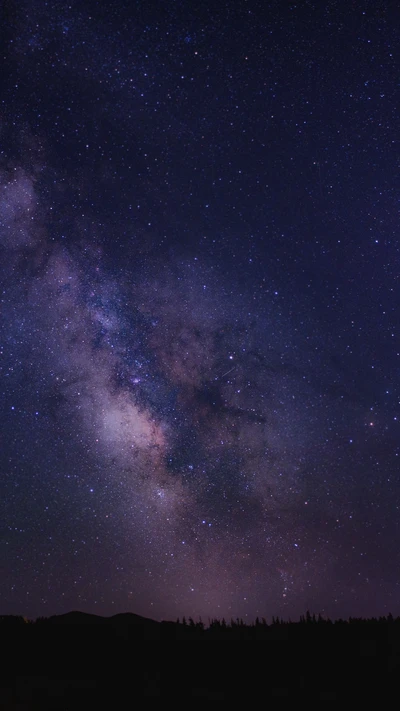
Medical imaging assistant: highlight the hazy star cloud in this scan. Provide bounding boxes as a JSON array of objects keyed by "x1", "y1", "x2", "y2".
[{"x1": 0, "y1": 169, "x2": 38, "y2": 249}]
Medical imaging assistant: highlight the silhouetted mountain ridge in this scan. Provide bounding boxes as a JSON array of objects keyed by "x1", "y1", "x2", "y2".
[{"x1": 47, "y1": 610, "x2": 159, "y2": 626}]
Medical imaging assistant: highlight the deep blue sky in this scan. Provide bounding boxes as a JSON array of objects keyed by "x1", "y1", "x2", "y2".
[{"x1": 0, "y1": 0, "x2": 399, "y2": 621}]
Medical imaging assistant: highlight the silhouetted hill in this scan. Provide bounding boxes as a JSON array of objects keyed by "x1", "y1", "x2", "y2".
[
  {"x1": 45, "y1": 610, "x2": 160, "y2": 630},
  {"x1": 48, "y1": 611, "x2": 106, "y2": 625},
  {"x1": 107, "y1": 612, "x2": 159, "y2": 626}
]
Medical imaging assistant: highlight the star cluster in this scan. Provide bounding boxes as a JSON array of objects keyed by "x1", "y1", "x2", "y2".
[{"x1": 1, "y1": 0, "x2": 400, "y2": 622}]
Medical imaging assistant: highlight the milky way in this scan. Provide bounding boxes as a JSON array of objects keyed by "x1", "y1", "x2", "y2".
[
  {"x1": 1, "y1": 0, "x2": 400, "y2": 622},
  {"x1": 0, "y1": 163, "x2": 365, "y2": 619}
]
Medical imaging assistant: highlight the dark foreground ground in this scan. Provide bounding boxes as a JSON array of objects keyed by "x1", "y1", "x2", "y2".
[{"x1": 1, "y1": 613, "x2": 400, "y2": 705}]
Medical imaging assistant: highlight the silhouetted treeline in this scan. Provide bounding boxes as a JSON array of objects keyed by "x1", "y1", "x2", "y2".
[
  {"x1": 2, "y1": 609, "x2": 400, "y2": 638},
  {"x1": 165, "y1": 610, "x2": 400, "y2": 639}
]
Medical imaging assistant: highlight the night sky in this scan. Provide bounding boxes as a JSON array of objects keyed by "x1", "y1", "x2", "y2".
[{"x1": 1, "y1": 0, "x2": 399, "y2": 623}]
